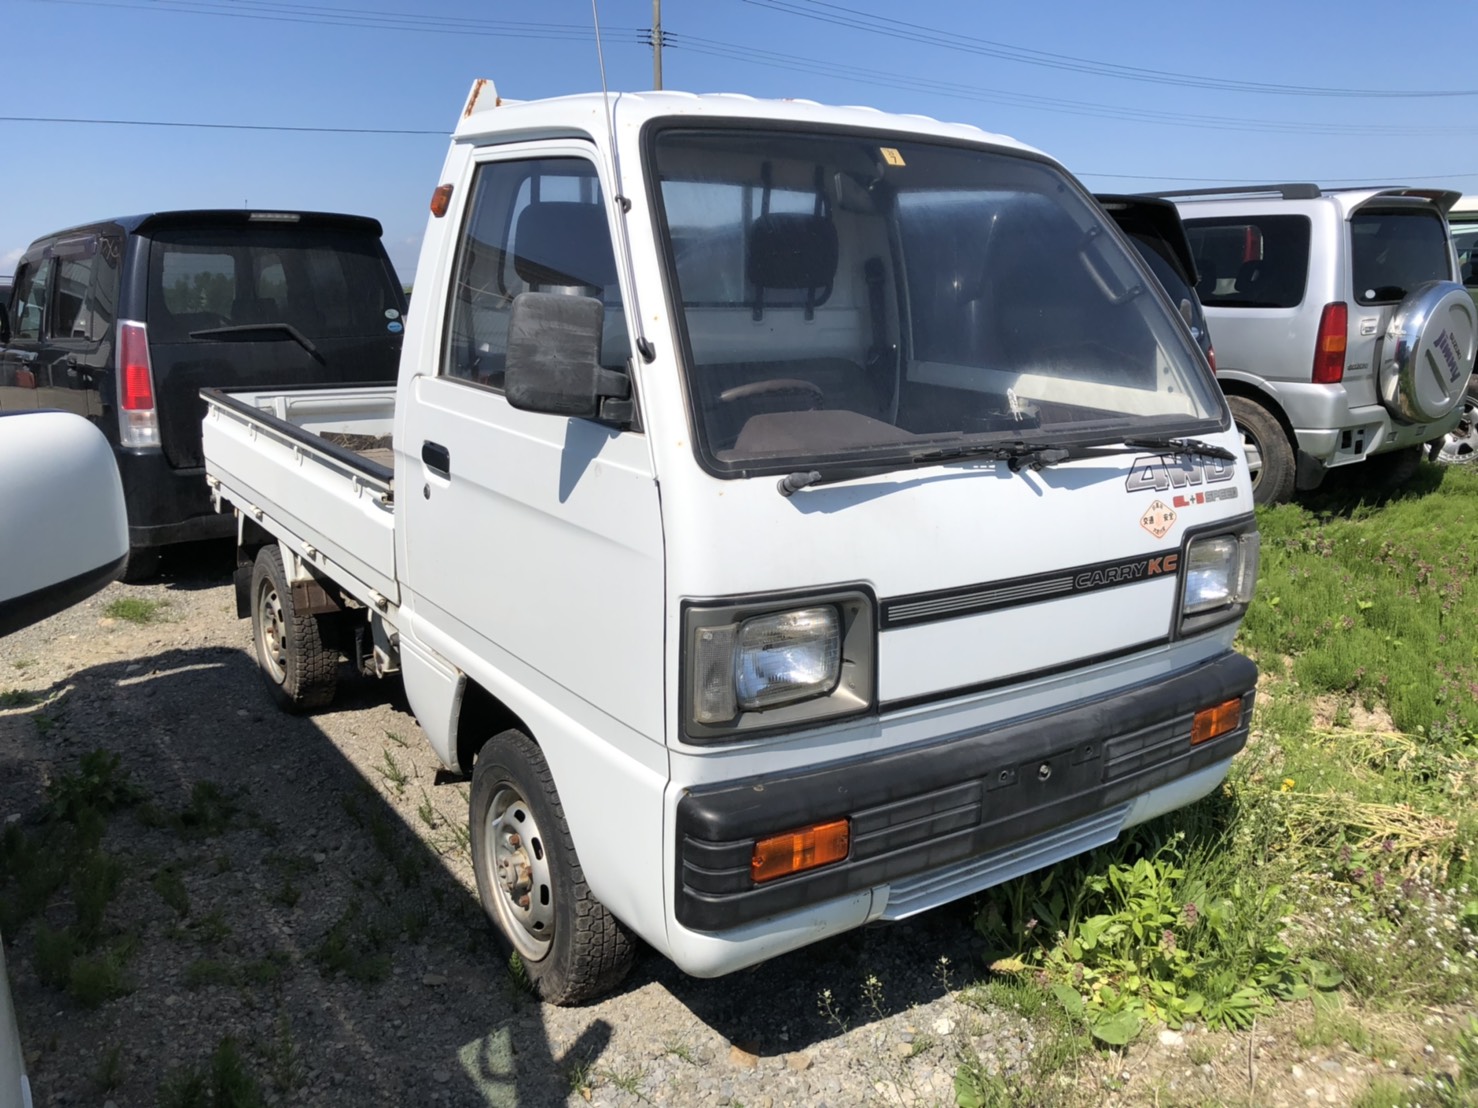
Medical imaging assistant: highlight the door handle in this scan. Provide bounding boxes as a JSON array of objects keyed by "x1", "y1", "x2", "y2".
[{"x1": 421, "y1": 440, "x2": 451, "y2": 478}]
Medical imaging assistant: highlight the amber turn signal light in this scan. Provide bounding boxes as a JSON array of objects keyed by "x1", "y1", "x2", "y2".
[
  {"x1": 751, "y1": 819, "x2": 850, "y2": 883},
  {"x1": 1191, "y1": 698, "x2": 1242, "y2": 746},
  {"x1": 430, "y1": 183, "x2": 454, "y2": 218}
]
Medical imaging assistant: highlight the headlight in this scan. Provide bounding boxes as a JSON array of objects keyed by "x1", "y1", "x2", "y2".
[
  {"x1": 684, "y1": 590, "x2": 875, "y2": 741},
  {"x1": 735, "y1": 607, "x2": 841, "y2": 710},
  {"x1": 1180, "y1": 529, "x2": 1259, "y2": 632}
]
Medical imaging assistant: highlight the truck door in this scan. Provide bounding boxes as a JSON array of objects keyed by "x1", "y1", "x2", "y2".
[{"x1": 399, "y1": 146, "x2": 666, "y2": 746}]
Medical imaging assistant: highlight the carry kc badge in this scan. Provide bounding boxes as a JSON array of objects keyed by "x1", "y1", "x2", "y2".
[{"x1": 1139, "y1": 499, "x2": 1177, "y2": 539}]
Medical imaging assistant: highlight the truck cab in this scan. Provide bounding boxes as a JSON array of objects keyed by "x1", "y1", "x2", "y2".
[{"x1": 204, "y1": 82, "x2": 1259, "y2": 1003}]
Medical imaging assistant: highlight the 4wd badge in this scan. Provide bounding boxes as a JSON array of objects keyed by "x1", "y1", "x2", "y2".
[{"x1": 1140, "y1": 499, "x2": 1177, "y2": 539}]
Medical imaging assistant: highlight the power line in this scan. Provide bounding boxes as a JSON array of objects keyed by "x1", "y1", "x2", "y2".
[
  {"x1": 29, "y1": 0, "x2": 647, "y2": 43},
  {"x1": 663, "y1": 33, "x2": 1467, "y2": 138},
  {"x1": 739, "y1": 0, "x2": 1478, "y2": 99},
  {"x1": 5, "y1": 113, "x2": 1475, "y2": 187},
  {"x1": 0, "y1": 115, "x2": 446, "y2": 135}
]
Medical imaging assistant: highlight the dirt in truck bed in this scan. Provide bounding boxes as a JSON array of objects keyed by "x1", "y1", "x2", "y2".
[{"x1": 320, "y1": 431, "x2": 394, "y2": 470}]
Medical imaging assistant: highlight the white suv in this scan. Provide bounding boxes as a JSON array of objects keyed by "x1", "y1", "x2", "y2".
[{"x1": 1167, "y1": 185, "x2": 1476, "y2": 503}]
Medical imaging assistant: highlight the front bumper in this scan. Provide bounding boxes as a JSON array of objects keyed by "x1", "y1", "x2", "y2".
[{"x1": 676, "y1": 650, "x2": 1256, "y2": 933}]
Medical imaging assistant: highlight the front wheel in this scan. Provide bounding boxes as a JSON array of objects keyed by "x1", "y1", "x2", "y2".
[
  {"x1": 250, "y1": 545, "x2": 338, "y2": 712},
  {"x1": 1432, "y1": 383, "x2": 1478, "y2": 464},
  {"x1": 1227, "y1": 395, "x2": 1295, "y2": 506},
  {"x1": 469, "y1": 729, "x2": 634, "y2": 1005}
]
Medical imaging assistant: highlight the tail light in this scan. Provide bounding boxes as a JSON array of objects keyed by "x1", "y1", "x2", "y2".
[
  {"x1": 1312, "y1": 302, "x2": 1348, "y2": 385},
  {"x1": 118, "y1": 320, "x2": 160, "y2": 448},
  {"x1": 1207, "y1": 344, "x2": 1217, "y2": 375}
]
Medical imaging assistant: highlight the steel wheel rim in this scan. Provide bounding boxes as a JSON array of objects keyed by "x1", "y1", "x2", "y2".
[
  {"x1": 1239, "y1": 426, "x2": 1265, "y2": 488},
  {"x1": 256, "y1": 579, "x2": 288, "y2": 684},
  {"x1": 482, "y1": 784, "x2": 555, "y2": 961},
  {"x1": 1438, "y1": 397, "x2": 1478, "y2": 464}
]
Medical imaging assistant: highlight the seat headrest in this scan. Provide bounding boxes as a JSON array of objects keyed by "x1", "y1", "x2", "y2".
[
  {"x1": 514, "y1": 202, "x2": 617, "y2": 289},
  {"x1": 1235, "y1": 259, "x2": 1263, "y2": 293},
  {"x1": 747, "y1": 212, "x2": 838, "y2": 291},
  {"x1": 1194, "y1": 258, "x2": 1217, "y2": 299}
]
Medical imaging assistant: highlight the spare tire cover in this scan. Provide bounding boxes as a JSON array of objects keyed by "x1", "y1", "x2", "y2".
[{"x1": 1379, "y1": 280, "x2": 1478, "y2": 423}]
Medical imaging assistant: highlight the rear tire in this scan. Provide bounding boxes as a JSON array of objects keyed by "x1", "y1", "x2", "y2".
[
  {"x1": 1228, "y1": 396, "x2": 1295, "y2": 506},
  {"x1": 469, "y1": 729, "x2": 634, "y2": 1005},
  {"x1": 1364, "y1": 445, "x2": 1424, "y2": 491},
  {"x1": 119, "y1": 546, "x2": 161, "y2": 583},
  {"x1": 250, "y1": 544, "x2": 338, "y2": 713}
]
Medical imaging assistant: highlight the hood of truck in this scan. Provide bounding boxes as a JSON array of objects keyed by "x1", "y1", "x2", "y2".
[{"x1": 664, "y1": 435, "x2": 1252, "y2": 707}]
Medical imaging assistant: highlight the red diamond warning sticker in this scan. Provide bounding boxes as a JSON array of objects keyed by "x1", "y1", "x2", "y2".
[{"x1": 1140, "y1": 499, "x2": 1177, "y2": 539}]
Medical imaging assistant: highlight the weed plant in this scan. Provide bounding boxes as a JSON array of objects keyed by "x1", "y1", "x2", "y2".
[
  {"x1": 963, "y1": 465, "x2": 1478, "y2": 1089},
  {"x1": 103, "y1": 597, "x2": 170, "y2": 624}
]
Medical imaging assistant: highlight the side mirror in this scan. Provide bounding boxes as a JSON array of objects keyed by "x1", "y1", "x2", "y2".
[
  {"x1": 504, "y1": 291, "x2": 631, "y2": 422},
  {"x1": 0, "y1": 412, "x2": 128, "y2": 637}
]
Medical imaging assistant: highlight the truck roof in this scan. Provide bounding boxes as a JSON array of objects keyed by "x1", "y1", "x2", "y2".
[{"x1": 452, "y1": 81, "x2": 1042, "y2": 160}]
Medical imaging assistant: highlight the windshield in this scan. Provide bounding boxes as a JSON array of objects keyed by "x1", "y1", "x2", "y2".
[{"x1": 650, "y1": 127, "x2": 1224, "y2": 475}]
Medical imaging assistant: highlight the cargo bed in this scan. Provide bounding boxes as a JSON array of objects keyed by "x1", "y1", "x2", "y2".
[{"x1": 201, "y1": 384, "x2": 399, "y2": 608}]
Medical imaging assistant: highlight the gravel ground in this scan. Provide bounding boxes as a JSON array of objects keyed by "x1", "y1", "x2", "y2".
[
  {"x1": 1, "y1": 542, "x2": 1453, "y2": 1108},
  {"x1": 0, "y1": 542, "x2": 1030, "y2": 1108}
]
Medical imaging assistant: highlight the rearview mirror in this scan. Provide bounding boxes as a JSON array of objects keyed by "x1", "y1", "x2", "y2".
[
  {"x1": 504, "y1": 292, "x2": 631, "y2": 421},
  {"x1": 0, "y1": 412, "x2": 128, "y2": 637}
]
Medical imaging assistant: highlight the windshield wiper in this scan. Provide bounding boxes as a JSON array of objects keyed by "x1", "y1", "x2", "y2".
[
  {"x1": 189, "y1": 323, "x2": 325, "y2": 364},
  {"x1": 777, "y1": 435, "x2": 1235, "y2": 496},
  {"x1": 1121, "y1": 436, "x2": 1237, "y2": 461},
  {"x1": 778, "y1": 441, "x2": 1069, "y2": 496}
]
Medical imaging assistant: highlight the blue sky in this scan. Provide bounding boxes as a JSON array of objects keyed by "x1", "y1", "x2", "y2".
[{"x1": 5, "y1": 0, "x2": 1477, "y2": 283}]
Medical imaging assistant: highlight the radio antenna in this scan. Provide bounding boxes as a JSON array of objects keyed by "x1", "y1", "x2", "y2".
[{"x1": 590, "y1": 0, "x2": 655, "y2": 362}]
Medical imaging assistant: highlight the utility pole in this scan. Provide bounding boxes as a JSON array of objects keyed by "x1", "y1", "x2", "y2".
[{"x1": 652, "y1": 0, "x2": 663, "y2": 90}]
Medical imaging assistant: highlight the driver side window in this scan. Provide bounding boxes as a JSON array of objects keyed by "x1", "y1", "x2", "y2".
[{"x1": 442, "y1": 156, "x2": 627, "y2": 388}]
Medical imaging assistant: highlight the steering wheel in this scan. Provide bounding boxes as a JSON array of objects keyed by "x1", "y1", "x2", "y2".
[{"x1": 718, "y1": 378, "x2": 825, "y2": 408}]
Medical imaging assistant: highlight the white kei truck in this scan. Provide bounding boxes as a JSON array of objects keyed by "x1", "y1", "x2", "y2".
[{"x1": 200, "y1": 80, "x2": 1261, "y2": 1004}]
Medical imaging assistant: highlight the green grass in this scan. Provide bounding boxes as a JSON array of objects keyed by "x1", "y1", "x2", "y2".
[
  {"x1": 0, "y1": 688, "x2": 37, "y2": 708},
  {"x1": 960, "y1": 463, "x2": 1478, "y2": 1092},
  {"x1": 158, "y1": 1037, "x2": 265, "y2": 1108},
  {"x1": 103, "y1": 596, "x2": 170, "y2": 624}
]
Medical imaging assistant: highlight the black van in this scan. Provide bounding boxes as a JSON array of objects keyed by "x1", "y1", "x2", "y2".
[{"x1": 0, "y1": 211, "x2": 406, "y2": 579}]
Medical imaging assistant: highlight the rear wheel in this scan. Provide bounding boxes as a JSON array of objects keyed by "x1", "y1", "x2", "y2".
[
  {"x1": 1363, "y1": 445, "x2": 1424, "y2": 490},
  {"x1": 119, "y1": 546, "x2": 161, "y2": 583},
  {"x1": 250, "y1": 545, "x2": 338, "y2": 712},
  {"x1": 469, "y1": 729, "x2": 634, "y2": 1005},
  {"x1": 1228, "y1": 395, "x2": 1295, "y2": 506}
]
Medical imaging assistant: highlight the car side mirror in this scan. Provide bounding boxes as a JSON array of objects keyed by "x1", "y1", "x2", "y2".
[
  {"x1": 504, "y1": 291, "x2": 631, "y2": 423},
  {"x1": 0, "y1": 412, "x2": 129, "y2": 637}
]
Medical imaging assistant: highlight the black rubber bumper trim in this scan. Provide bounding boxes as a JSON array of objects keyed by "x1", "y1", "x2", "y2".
[
  {"x1": 675, "y1": 650, "x2": 1257, "y2": 931},
  {"x1": 0, "y1": 554, "x2": 126, "y2": 638}
]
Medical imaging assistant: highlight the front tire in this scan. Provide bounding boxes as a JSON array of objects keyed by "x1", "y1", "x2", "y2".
[
  {"x1": 250, "y1": 544, "x2": 338, "y2": 713},
  {"x1": 1228, "y1": 395, "x2": 1295, "y2": 506},
  {"x1": 1432, "y1": 383, "x2": 1478, "y2": 464},
  {"x1": 469, "y1": 729, "x2": 634, "y2": 1005}
]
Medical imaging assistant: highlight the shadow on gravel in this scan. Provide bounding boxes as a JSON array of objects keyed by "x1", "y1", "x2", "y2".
[
  {"x1": 624, "y1": 904, "x2": 986, "y2": 1057},
  {"x1": 1, "y1": 641, "x2": 605, "y2": 1108},
  {"x1": 7, "y1": 628, "x2": 1078, "y2": 1103}
]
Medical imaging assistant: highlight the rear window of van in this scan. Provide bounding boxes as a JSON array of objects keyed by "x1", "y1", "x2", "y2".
[{"x1": 146, "y1": 225, "x2": 401, "y2": 343}]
